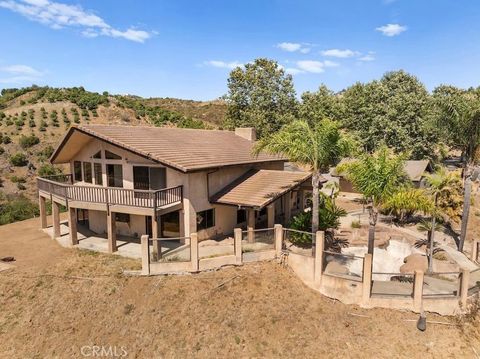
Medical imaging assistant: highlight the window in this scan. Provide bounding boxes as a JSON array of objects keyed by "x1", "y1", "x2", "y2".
[
  {"x1": 94, "y1": 163, "x2": 103, "y2": 185},
  {"x1": 196, "y1": 209, "x2": 215, "y2": 231},
  {"x1": 133, "y1": 166, "x2": 149, "y2": 190},
  {"x1": 133, "y1": 166, "x2": 167, "y2": 190},
  {"x1": 115, "y1": 213, "x2": 130, "y2": 223},
  {"x1": 92, "y1": 151, "x2": 102, "y2": 159},
  {"x1": 73, "y1": 161, "x2": 82, "y2": 182},
  {"x1": 107, "y1": 164, "x2": 123, "y2": 187},
  {"x1": 237, "y1": 209, "x2": 246, "y2": 224},
  {"x1": 83, "y1": 162, "x2": 92, "y2": 183},
  {"x1": 105, "y1": 150, "x2": 122, "y2": 160}
]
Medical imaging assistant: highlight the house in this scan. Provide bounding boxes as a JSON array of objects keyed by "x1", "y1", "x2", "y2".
[
  {"x1": 37, "y1": 125, "x2": 314, "y2": 253},
  {"x1": 332, "y1": 159, "x2": 433, "y2": 194}
]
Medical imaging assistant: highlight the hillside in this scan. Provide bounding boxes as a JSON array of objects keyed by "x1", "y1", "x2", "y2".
[{"x1": 0, "y1": 86, "x2": 227, "y2": 219}]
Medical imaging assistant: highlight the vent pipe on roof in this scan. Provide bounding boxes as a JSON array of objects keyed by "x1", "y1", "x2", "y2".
[{"x1": 235, "y1": 127, "x2": 256, "y2": 141}]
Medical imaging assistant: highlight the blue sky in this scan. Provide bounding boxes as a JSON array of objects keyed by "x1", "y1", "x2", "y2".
[{"x1": 0, "y1": 0, "x2": 479, "y2": 100}]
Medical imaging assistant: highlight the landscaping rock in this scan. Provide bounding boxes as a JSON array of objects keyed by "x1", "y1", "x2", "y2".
[{"x1": 400, "y1": 254, "x2": 428, "y2": 273}]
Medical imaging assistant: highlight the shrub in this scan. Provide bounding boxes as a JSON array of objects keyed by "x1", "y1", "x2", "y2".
[
  {"x1": 19, "y1": 134, "x2": 40, "y2": 149},
  {"x1": 0, "y1": 193, "x2": 39, "y2": 225},
  {"x1": 38, "y1": 163, "x2": 62, "y2": 177},
  {"x1": 10, "y1": 175, "x2": 26, "y2": 183},
  {"x1": 9, "y1": 152, "x2": 28, "y2": 166},
  {"x1": 16, "y1": 183, "x2": 26, "y2": 190},
  {"x1": 28, "y1": 109, "x2": 35, "y2": 119},
  {"x1": 37, "y1": 145, "x2": 54, "y2": 160},
  {"x1": 3, "y1": 136, "x2": 11, "y2": 144},
  {"x1": 29, "y1": 119, "x2": 36, "y2": 127},
  {"x1": 15, "y1": 118, "x2": 24, "y2": 128},
  {"x1": 351, "y1": 220, "x2": 361, "y2": 229},
  {"x1": 20, "y1": 100, "x2": 26, "y2": 106}
]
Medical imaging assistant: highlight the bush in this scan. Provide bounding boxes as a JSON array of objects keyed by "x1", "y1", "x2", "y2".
[
  {"x1": 0, "y1": 147, "x2": 3, "y2": 155},
  {"x1": 29, "y1": 119, "x2": 36, "y2": 127},
  {"x1": 3, "y1": 136, "x2": 11, "y2": 144},
  {"x1": 10, "y1": 175, "x2": 26, "y2": 183},
  {"x1": 351, "y1": 220, "x2": 361, "y2": 229},
  {"x1": 9, "y1": 152, "x2": 28, "y2": 166},
  {"x1": 19, "y1": 134, "x2": 40, "y2": 149},
  {"x1": 5, "y1": 119, "x2": 13, "y2": 126},
  {"x1": 37, "y1": 145, "x2": 54, "y2": 160},
  {"x1": 38, "y1": 163, "x2": 62, "y2": 177},
  {"x1": 0, "y1": 193, "x2": 39, "y2": 225},
  {"x1": 16, "y1": 183, "x2": 26, "y2": 190}
]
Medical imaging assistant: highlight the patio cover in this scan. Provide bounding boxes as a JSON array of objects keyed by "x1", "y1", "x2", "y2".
[{"x1": 210, "y1": 169, "x2": 317, "y2": 209}]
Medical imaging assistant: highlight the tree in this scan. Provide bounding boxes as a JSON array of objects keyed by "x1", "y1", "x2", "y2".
[
  {"x1": 424, "y1": 167, "x2": 458, "y2": 271},
  {"x1": 299, "y1": 85, "x2": 343, "y2": 126},
  {"x1": 382, "y1": 188, "x2": 433, "y2": 223},
  {"x1": 341, "y1": 70, "x2": 437, "y2": 159},
  {"x1": 338, "y1": 146, "x2": 409, "y2": 254},
  {"x1": 253, "y1": 119, "x2": 354, "y2": 239},
  {"x1": 433, "y1": 86, "x2": 480, "y2": 251},
  {"x1": 224, "y1": 58, "x2": 298, "y2": 138}
]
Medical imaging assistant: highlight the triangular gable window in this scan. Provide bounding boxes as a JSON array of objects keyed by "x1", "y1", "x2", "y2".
[
  {"x1": 105, "y1": 150, "x2": 122, "y2": 160},
  {"x1": 92, "y1": 151, "x2": 102, "y2": 159}
]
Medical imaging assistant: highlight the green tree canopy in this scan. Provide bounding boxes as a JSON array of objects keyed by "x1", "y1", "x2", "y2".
[{"x1": 224, "y1": 58, "x2": 298, "y2": 138}]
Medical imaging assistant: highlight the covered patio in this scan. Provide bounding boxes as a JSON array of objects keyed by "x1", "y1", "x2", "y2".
[{"x1": 211, "y1": 169, "x2": 316, "y2": 239}]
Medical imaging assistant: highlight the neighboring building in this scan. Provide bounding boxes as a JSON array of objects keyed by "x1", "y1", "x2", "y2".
[
  {"x1": 37, "y1": 125, "x2": 314, "y2": 252},
  {"x1": 332, "y1": 159, "x2": 433, "y2": 194}
]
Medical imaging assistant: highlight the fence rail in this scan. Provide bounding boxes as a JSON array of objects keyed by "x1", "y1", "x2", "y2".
[{"x1": 37, "y1": 176, "x2": 183, "y2": 210}]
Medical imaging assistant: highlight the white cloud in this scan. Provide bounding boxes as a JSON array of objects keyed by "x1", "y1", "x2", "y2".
[
  {"x1": 0, "y1": 0, "x2": 152, "y2": 42},
  {"x1": 285, "y1": 68, "x2": 304, "y2": 75},
  {"x1": 376, "y1": 23, "x2": 407, "y2": 37},
  {"x1": 359, "y1": 54, "x2": 375, "y2": 62},
  {"x1": 277, "y1": 42, "x2": 311, "y2": 54},
  {"x1": 323, "y1": 60, "x2": 339, "y2": 67},
  {"x1": 0, "y1": 63, "x2": 44, "y2": 84},
  {"x1": 296, "y1": 60, "x2": 325, "y2": 73},
  {"x1": 321, "y1": 49, "x2": 359, "y2": 58},
  {"x1": 203, "y1": 60, "x2": 242, "y2": 70}
]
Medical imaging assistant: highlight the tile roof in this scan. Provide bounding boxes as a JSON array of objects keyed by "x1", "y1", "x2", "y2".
[
  {"x1": 51, "y1": 125, "x2": 286, "y2": 172},
  {"x1": 210, "y1": 169, "x2": 314, "y2": 208}
]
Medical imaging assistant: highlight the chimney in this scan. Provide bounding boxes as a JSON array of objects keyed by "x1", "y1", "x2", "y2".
[{"x1": 235, "y1": 127, "x2": 256, "y2": 141}]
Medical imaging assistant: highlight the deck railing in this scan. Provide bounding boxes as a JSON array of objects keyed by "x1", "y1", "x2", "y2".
[{"x1": 37, "y1": 176, "x2": 183, "y2": 210}]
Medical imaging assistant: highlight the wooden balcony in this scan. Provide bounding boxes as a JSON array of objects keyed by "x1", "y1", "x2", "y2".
[{"x1": 37, "y1": 175, "x2": 183, "y2": 216}]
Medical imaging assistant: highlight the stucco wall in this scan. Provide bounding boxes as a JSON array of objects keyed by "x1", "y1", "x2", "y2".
[{"x1": 87, "y1": 210, "x2": 146, "y2": 238}]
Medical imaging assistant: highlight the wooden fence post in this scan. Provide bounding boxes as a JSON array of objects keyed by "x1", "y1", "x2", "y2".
[
  {"x1": 234, "y1": 228, "x2": 242, "y2": 264},
  {"x1": 460, "y1": 269, "x2": 470, "y2": 308},
  {"x1": 413, "y1": 270, "x2": 424, "y2": 312},
  {"x1": 314, "y1": 231, "x2": 325, "y2": 285},
  {"x1": 190, "y1": 233, "x2": 199, "y2": 272},
  {"x1": 274, "y1": 224, "x2": 283, "y2": 257},
  {"x1": 141, "y1": 235, "x2": 150, "y2": 275},
  {"x1": 362, "y1": 253, "x2": 373, "y2": 305}
]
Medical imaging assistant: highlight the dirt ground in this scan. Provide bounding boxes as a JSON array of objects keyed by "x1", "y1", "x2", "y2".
[{"x1": 1, "y1": 217, "x2": 479, "y2": 358}]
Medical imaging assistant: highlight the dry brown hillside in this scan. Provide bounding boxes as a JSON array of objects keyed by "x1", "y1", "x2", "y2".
[{"x1": 0, "y1": 87, "x2": 226, "y2": 206}]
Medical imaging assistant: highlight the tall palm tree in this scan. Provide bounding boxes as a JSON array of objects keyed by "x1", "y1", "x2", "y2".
[
  {"x1": 434, "y1": 87, "x2": 480, "y2": 251},
  {"x1": 424, "y1": 167, "x2": 457, "y2": 272},
  {"x1": 338, "y1": 146, "x2": 409, "y2": 254},
  {"x1": 253, "y1": 119, "x2": 354, "y2": 235}
]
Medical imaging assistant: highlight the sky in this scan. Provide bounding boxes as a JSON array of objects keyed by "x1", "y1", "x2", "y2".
[{"x1": 0, "y1": 0, "x2": 479, "y2": 100}]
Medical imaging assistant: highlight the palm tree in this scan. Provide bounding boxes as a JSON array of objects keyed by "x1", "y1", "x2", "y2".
[
  {"x1": 338, "y1": 146, "x2": 409, "y2": 254},
  {"x1": 253, "y1": 119, "x2": 354, "y2": 236},
  {"x1": 434, "y1": 87, "x2": 480, "y2": 251},
  {"x1": 424, "y1": 167, "x2": 457, "y2": 271}
]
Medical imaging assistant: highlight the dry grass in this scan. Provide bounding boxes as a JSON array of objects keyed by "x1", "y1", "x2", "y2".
[{"x1": 0, "y1": 217, "x2": 479, "y2": 358}]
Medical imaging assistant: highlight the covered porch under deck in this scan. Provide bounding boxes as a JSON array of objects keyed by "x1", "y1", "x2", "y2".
[{"x1": 210, "y1": 169, "x2": 315, "y2": 242}]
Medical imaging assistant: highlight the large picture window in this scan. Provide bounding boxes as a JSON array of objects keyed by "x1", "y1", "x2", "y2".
[
  {"x1": 107, "y1": 164, "x2": 123, "y2": 187},
  {"x1": 196, "y1": 209, "x2": 215, "y2": 231},
  {"x1": 94, "y1": 163, "x2": 103, "y2": 185},
  {"x1": 73, "y1": 161, "x2": 82, "y2": 182},
  {"x1": 83, "y1": 162, "x2": 92, "y2": 183}
]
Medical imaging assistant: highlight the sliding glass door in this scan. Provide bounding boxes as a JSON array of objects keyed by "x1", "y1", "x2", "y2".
[
  {"x1": 133, "y1": 166, "x2": 166, "y2": 190},
  {"x1": 106, "y1": 164, "x2": 123, "y2": 187}
]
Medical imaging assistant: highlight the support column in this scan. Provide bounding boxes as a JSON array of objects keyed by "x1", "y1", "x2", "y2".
[
  {"x1": 298, "y1": 189, "x2": 305, "y2": 210},
  {"x1": 362, "y1": 253, "x2": 373, "y2": 305},
  {"x1": 274, "y1": 224, "x2": 283, "y2": 257},
  {"x1": 39, "y1": 195, "x2": 47, "y2": 229},
  {"x1": 151, "y1": 214, "x2": 161, "y2": 259},
  {"x1": 107, "y1": 211, "x2": 117, "y2": 253},
  {"x1": 68, "y1": 207, "x2": 78, "y2": 246},
  {"x1": 267, "y1": 204, "x2": 275, "y2": 228},
  {"x1": 247, "y1": 208, "x2": 255, "y2": 243},
  {"x1": 460, "y1": 269, "x2": 470, "y2": 308},
  {"x1": 413, "y1": 270, "x2": 424, "y2": 312},
  {"x1": 52, "y1": 201, "x2": 61, "y2": 239},
  {"x1": 234, "y1": 228, "x2": 242, "y2": 264},
  {"x1": 314, "y1": 231, "x2": 325, "y2": 285},
  {"x1": 179, "y1": 209, "x2": 185, "y2": 237},
  {"x1": 284, "y1": 193, "x2": 292, "y2": 225}
]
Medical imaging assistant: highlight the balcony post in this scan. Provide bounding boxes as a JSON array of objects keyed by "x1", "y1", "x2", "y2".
[
  {"x1": 141, "y1": 235, "x2": 150, "y2": 275},
  {"x1": 284, "y1": 192, "x2": 292, "y2": 224},
  {"x1": 460, "y1": 269, "x2": 470, "y2": 308},
  {"x1": 234, "y1": 228, "x2": 242, "y2": 264},
  {"x1": 267, "y1": 204, "x2": 275, "y2": 228},
  {"x1": 52, "y1": 201, "x2": 61, "y2": 239},
  {"x1": 39, "y1": 195, "x2": 47, "y2": 229},
  {"x1": 68, "y1": 206, "x2": 78, "y2": 246},
  {"x1": 151, "y1": 213, "x2": 161, "y2": 259},
  {"x1": 107, "y1": 212, "x2": 117, "y2": 253},
  {"x1": 247, "y1": 208, "x2": 255, "y2": 243}
]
